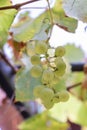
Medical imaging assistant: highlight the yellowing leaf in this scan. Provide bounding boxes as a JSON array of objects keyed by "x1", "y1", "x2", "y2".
[
  {"x1": 52, "y1": 0, "x2": 78, "y2": 32},
  {"x1": 19, "y1": 112, "x2": 69, "y2": 130},
  {"x1": 0, "y1": 0, "x2": 17, "y2": 47}
]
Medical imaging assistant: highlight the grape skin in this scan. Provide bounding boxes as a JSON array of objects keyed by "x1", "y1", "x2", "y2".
[
  {"x1": 54, "y1": 69, "x2": 65, "y2": 77},
  {"x1": 33, "y1": 85, "x2": 45, "y2": 97},
  {"x1": 40, "y1": 87, "x2": 54, "y2": 100},
  {"x1": 52, "y1": 96, "x2": 60, "y2": 103},
  {"x1": 58, "y1": 90, "x2": 69, "y2": 102},
  {"x1": 55, "y1": 57, "x2": 66, "y2": 70},
  {"x1": 30, "y1": 55, "x2": 40, "y2": 65},
  {"x1": 30, "y1": 65, "x2": 42, "y2": 78},
  {"x1": 35, "y1": 42, "x2": 48, "y2": 54},
  {"x1": 43, "y1": 100, "x2": 54, "y2": 109},
  {"x1": 55, "y1": 46, "x2": 65, "y2": 57},
  {"x1": 42, "y1": 69, "x2": 54, "y2": 84}
]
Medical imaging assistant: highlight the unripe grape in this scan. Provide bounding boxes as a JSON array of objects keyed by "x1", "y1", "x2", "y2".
[
  {"x1": 48, "y1": 76, "x2": 59, "y2": 88},
  {"x1": 52, "y1": 96, "x2": 60, "y2": 103},
  {"x1": 55, "y1": 57, "x2": 66, "y2": 70},
  {"x1": 42, "y1": 69, "x2": 54, "y2": 83},
  {"x1": 58, "y1": 90, "x2": 69, "y2": 102},
  {"x1": 30, "y1": 55, "x2": 40, "y2": 65},
  {"x1": 43, "y1": 100, "x2": 54, "y2": 109},
  {"x1": 55, "y1": 46, "x2": 65, "y2": 57},
  {"x1": 35, "y1": 42, "x2": 48, "y2": 54},
  {"x1": 40, "y1": 87, "x2": 54, "y2": 100},
  {"x1": 33, "y1": 85, "x2": 45, "y2": 97},
  {"x1": 50, "y1": 76, "x2": 59, "y2": 85},
  {"x1": 54, "y1": 69, "x2": 65, "y2": 77},
  {"x1": 30, "y1": 65, "x2": 42, "y2": 78}
]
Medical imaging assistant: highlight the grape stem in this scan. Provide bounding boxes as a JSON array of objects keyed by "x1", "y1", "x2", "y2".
[
  {"x1": 46, "y1": 0, "x2": 54, "y2": 37},
  {"x1": 67, "y1": 82, "x2": 82, "y2": 91},
  {"x1": 0, "y1": 0, "x2": 41, "y2": 10},
  {"x1": 46, "y1": 0, "x2": 54, "y2": 25}
]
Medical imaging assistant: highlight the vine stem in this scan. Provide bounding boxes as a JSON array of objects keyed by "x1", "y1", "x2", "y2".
[
  {"x1": 67, "y1": 82, "x2": 82, "y2": 91},
  {"x1": 46, "y1": 0, "x2": 54, "y2": 25},
  {"x1": 0, "y1": 0, "x2": 41, "y2": 10},
  {"x1": 46, "y1": 0, "x2": 54, "y2": 38},
  {"x1": 21, "y1": 6, "x2": 47, "y2": 10}
]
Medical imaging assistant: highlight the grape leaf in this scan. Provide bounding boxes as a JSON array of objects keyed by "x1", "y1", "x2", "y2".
[
  {"x1": 50, "y1": 94, "x2": 87, "y2": 126},
  {"x1": 66, "y1": 72, "x2": 84, "y2": 99},
  {"x1": 11, "y1": 0, "x2": 78, "y2": 43},
  {"x1": 15, "y1": 67, "x2": 42, "y2": 101},
  {"x1": 19, "y1": 112, "x2": 69, "y2": 130},
  {"x1": 64, "y1": 44, "x2": 84, "y2": 63},
  {"x1": 33, "y1": 21, "x2": 51, "y2": 41},
  {"x1": 62, "y1": 0, "x2": 87, "y2": 22},
  {"x1": 52, "y1": 0, "x2": 78, "y2": 32},
  {"x1": 0, "y1": 0, "x2": 17, "y2": 47},
  {"x1": 11, "y1": 13, "x2": 51, "y2": 42}
]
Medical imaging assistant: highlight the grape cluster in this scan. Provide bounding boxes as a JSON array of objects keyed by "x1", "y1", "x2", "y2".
[{"x1": 27, "y1": 41, "x2": 69, "y2": 109}]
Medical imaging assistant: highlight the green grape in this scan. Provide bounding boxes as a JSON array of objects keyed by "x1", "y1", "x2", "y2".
[
  {"x1": 42, "y1": 99, "x2": 54, "y2": 109},
  {"x1": 30, "y1": 65, "x2": 43, "y2": 78},
  {"x1": 55, "y1": 46, "x2": 65, "y2": 57},
  {"x1": 40, "y1": 87, "x2": 54, "y2": 100},
  {"x1": 47, "y1": 76, "x2": 59, "y2": 88},
  {"x1": 30, "y1": 55, "x2": 40, "y2": 65},
  {"x1": 33, "y1": 85, "x2": 45, "y2": 97},
  {"x1": 35, "y1": 42, "x2": 48, "y2": 54},
  {"x1": 27, "y1": 43, "x2": 35, "y2": 56},
  {"x1": 52, "y1": 96, "x2": 60, "y2": 103},
  {"x1": 42, "y1": 69, "x2": 54, "y2": 84},
  {"x1": 54, "y1": 69, "x2": 65, "y2": 77},
  {"x1": 55, "y1": 57, "x2": 66, "y2": 70},
  {"x1": 52, "y1": 92, "x2": 61, "y2": 103},
  {"x1": 58, "y1": 90, "x2": 69, "y2": 102}
]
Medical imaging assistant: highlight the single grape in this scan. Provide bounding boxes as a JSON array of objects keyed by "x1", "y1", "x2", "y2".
[
  {"x1": 58, "y1": 90, "x2": 69, "y2": 102},
  {"x1": 50, "y1": 76, "x2": 59, "y2": 85},
  {"x1": 27, "y1": 42, "x2": 35, "y2": 56},
  {"x1": 55, "y1": 57, "x2": 66, "y2": 70},
  {"x1": 33, "y1": 85, "x2": 45, "y2": 97},
  {"x1": 55, "y1": 46, "x2": 65, "y2": 57},
  {"x1": 54, "y1": 69, "x2": 65, "y2": 77},
  {"x1": 51, "y1": 92, "x2": 61, "y2": 103},
  {"x1": 30, "y1": 55, "x2": 40, "y2": 65},
  {"x1": 42, "y1": 99, "x2": 54, "y2": 109},
  {"x1": 42, "y1": 69, "x2": 54, "y2": 83},
  {"x1": 30, "y1": 65, "x2": 43, "y2": 78},
  {"x1": 52, "y1": 96, "x2": 60, "y2": 103},
  {"x1": 40, "y1": 87, "x2": 54, "y2": 100},
  {"x1": 35, "y1": 42, "x2": 48, "y2": 54}
]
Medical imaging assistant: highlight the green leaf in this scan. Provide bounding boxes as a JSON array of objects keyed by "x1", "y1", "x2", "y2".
[
  {"x1": 64, "y1": 43, "x2": 84, "y2": 62},
  {"x1": 50, "y1": 94, "x2": 87, "y2": 126},
  {"x1": 52, "y1": 0, "x2": 78, "y2": 32},
  {"x1": 33, "y1": 22, "x2": 51, "y2": 41},
  {"x1": 19, "y1": 112, "x2": 69, "y2": 130},
  {"x1": 66, "y1": 72, "x2": 84, "y2": 98},
  {"x1": 12, "y1": 13, "x2": 51, "y2": 42},
  {"x1": 15, "y1": 66, "x2": 42, "y2": 101},
  {"x1": 62, "y1": 0, "x2": 87, "y2": 22},
  {"x1": 12, "y1": 0, "x2": 78, "y2": 43},
  {"x1": 0, "y1": 0, "x2": 17, "y2": 47}
]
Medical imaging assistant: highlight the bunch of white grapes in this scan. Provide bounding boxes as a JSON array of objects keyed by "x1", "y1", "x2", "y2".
[{"x1": 27, "y1": 41, "x2": 69, "y2": 109}]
